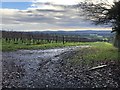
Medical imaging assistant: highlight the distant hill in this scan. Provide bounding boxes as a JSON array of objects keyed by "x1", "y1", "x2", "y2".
[
  {"x1": 32, "y1": 30, "x2": 113, "y2": 37},
  {"x1": 2, "y1": 30, "x2": 114, "y2": 42},
  {"x1": 2, "y1": 30, "x2": 114, "y2": 37}
]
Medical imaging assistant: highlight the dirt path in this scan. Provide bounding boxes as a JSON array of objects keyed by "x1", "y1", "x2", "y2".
[
  {"x1": 2, "y1": 46, "x2": 120, "y2": 88},
  {"x1": 2, "y1": 46, "x2": 89, "y2": 88}
]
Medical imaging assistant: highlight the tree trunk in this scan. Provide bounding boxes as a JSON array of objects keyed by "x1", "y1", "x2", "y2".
[
  {"x1": 113, "y1": 32, "x2": 120, "y2": 63},
  {"x1": 113, "y1": 33, "x2": 120, "y2": 51}
]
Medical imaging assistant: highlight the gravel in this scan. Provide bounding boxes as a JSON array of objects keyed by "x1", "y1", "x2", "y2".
[{"x1": 2, "y1": 46, "x2": 120, "y2": 88}]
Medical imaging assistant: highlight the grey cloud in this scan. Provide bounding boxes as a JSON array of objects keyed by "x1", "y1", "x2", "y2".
[
  {"x1": 35, "y1": 9, "x2": 65, "y2": 12},
  {"x1": 1, "y1": 3, "x2": 106, "y2": 31}
]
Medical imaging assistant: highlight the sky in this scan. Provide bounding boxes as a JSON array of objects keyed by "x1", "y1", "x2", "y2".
[{"x1": 1, "y1": 0, "x2": 114, "y2": 31}]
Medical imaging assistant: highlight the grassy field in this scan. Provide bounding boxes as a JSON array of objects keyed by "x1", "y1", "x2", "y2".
[
  {"x1": 1, "y1": 38, "x2": 91, "y2": 51},
  {"x1": 1, "y1": 38, "x2": 119, "y2": 60},
  {"x1": 1, "y1": 38, "x2": 119, "y2": 65},
  {"x1": 84, "y1": 42, "x2": 119, "y2": 61},
  {"x1": 67, "y1": 42, "x2": 119, "y2": 66}
]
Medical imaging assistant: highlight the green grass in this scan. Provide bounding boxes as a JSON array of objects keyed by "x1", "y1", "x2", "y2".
[
  {"x1": 0, "y1": 39, "x2": 2, "y2": 51},
  {"x1": 1, "y1": 38, "x2": 119, "y2": 62},
  {"x1": 67, "y1": 42, "x2": 119, "y2": 66},
  {"x1": 84, "y1": 42, "x2": 118, "y2": 61},
  {"x1": 1, "y1": 38, "x2": 119, "y2": 66},
  {"x1": 1, "y1": 38, "x2": 91, "y2": 51}
]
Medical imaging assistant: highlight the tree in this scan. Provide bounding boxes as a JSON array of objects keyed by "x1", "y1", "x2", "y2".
[{"x1": 77, "y1": 0, "x2": 120, "y2": 51}]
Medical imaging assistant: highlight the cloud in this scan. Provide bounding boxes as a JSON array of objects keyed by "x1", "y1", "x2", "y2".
[
  {"x1": 31, "y1": 0, "x2": 81, "y2": 5},
  {"x1": 2, "y1": 0, "x2": 34, "y2": 2},
  {"x1": 1, "y1": 1, "x2": 111, "y2": 31}
]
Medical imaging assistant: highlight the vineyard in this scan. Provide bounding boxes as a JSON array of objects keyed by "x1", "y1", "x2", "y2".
[{"x1": 2, "y1": 31, "x2": 103, "y2": 45}]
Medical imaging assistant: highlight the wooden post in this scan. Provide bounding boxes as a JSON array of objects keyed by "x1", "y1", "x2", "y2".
[
  {"x1": 56, "y1": 35, "x2": 58, "y2": 43},
  {"x1": 63, "y1": 36, "x2": 65, "y2": 44}
]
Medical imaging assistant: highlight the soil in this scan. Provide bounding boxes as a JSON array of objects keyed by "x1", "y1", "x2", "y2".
[{"x1": 2, "y1": 46, "x2": 120, "y2": 88}]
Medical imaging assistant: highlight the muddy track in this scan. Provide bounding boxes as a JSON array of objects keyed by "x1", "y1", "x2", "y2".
[
  {"x1": 2, "y1": 46, "x2": 86, "y2": 88},
  {"x1": 2, "y1": 46, "x2": 120, "y2": 88}
]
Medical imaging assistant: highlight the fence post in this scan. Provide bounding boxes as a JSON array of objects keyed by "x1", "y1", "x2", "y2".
[
  {"x1": 56, "y1": 35, "x2": 58, "y2": 43},
  {"x1": 63, "y1": 36, "x2": 65, "y2": 44}
]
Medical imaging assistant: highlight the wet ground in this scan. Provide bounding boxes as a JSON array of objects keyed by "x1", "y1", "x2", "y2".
[
  {"x1": 2, "y1": 46, "x2": 120, "y2": 88},
  {"x1": 2, "y1": 46, "x2": 86, "y2": 88}
]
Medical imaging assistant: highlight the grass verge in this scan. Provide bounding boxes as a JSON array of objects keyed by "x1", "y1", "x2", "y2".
[
  {"x1": 1, "y1": 40, "x2": 91, "y2": 51},
  {"x1": 67, "y1": 42, "x2": 119, "y2": 67}
]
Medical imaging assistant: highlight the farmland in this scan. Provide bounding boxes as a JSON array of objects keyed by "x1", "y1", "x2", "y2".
[
  {"x1": 2, "y1": 41, "x2": 120, "y2": 88},
  {"x1": 1, "y1": 31, "x2": 107, "y2": 51},
  {"x1": 2, "y1": 30, "x2": 120, "y2": 88}
]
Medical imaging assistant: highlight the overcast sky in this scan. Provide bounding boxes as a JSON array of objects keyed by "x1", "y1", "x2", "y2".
[{"x1": 1, "y1": 0, "x2": 114, "y2": 31}]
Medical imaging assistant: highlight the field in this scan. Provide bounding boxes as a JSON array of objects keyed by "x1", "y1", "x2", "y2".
[
  {"x1": 2, "y1": 41, "x2": 120, "y2": 88},
  {"x1": 1, "y1": 31, "x2": 107, "y2": 51},
  {"x1": 67, "y1": 42, "x2": 119, "y2": 67},
  {"x1": 2, "y1": 37, "x2": 119, "y2": 61},
  {"x1": 2, "y1": 31, "x2": 120, "y2": 88},
  {"x1": 1, "y1": 30, "x2": 118, "y2": 61},
  {"x1": 1, "y1": 38, "x2": 90, "y2": 51}
]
